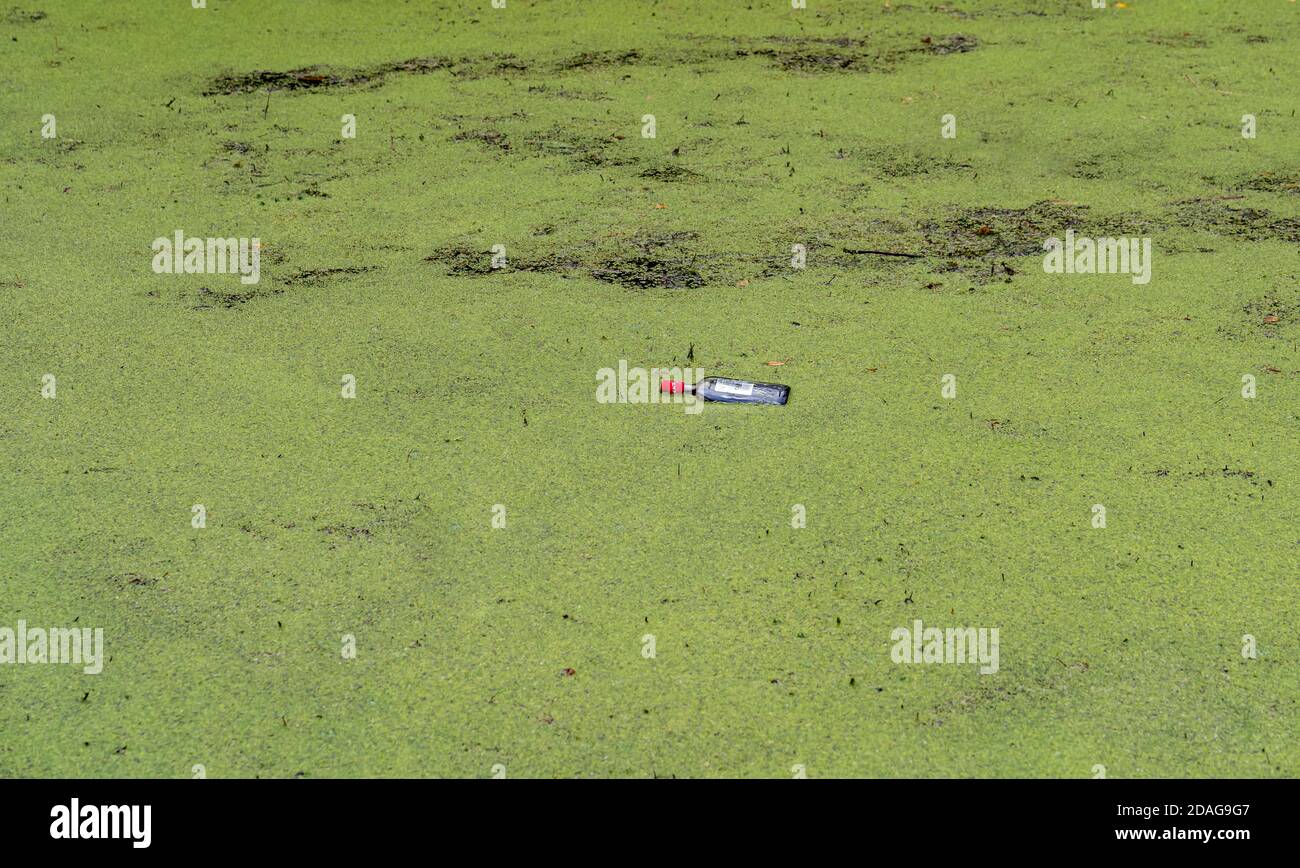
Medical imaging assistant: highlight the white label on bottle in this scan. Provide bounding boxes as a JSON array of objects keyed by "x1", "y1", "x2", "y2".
[{"x1": 713, "y1": 379, "x2": 754, "y2": 397}]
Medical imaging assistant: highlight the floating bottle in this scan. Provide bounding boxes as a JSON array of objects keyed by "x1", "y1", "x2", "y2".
[{"x1": 660, "y1": 376, "x2": 789, "y2": 405}]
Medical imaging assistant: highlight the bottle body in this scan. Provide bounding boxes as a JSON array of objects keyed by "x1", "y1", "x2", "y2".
[{"x1": 694, "y1": 377, "x2": 789, "y2": 405}]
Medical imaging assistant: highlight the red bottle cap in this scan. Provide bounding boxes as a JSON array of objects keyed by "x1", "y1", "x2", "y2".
[{"x1": 661, "y1": 380, "x2": 685, "y2": 394}]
